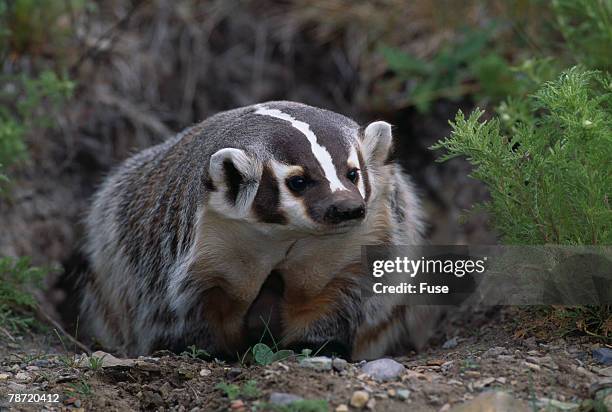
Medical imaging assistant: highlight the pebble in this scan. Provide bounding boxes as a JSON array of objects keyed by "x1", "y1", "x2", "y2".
[
  {"x1": 482, "y1": 346, "x2": 507, "y2": 358},
  {"x1": 227, "y1": 367, "x2": 242, "y2": 379},
  {"x1": 0, "y1": 373, "x2": 10, "y2": 380},
  {"x1": 442, "y1": 337, "x2": 458, "y2": 349},
  {"x1": 31, "y1": 359, "x2": 52, "y2": 368},
  {"x1": 439, "y1": 403, "x2": 451, "y2": 412},
  {"x1": 269, "y1": 392, "x2": 303, "y2": 405},
  {"x1": 15, "y1": 372, "x2": 31, "y2": 381},
  {"x1": 335, "y1": 405, "x2": 349, "y2": 412},
  {"x1": 90, "y1": 351, "x2": 136, "y2": 368},
  {"x1": 523, "y1": 361, "x2": 541, "y2": 371},
  {"x1": 593, "y1": 348, "x2": 612, "y2": 365},
  {"x1": 598, "y1": 366, "x2": 612, "y2": 377},
  {"x1": 397, "y1": 389, "x2": 411, "y2": 401},
  {"x1": 473, "y1": 377, "x2": 495, "y2": 389},
  {"x1": 387, "y1": 389, "x2": 396, "y2": 397},
  {"x1": 361, "y1": 358, "x2": 405, "y2": 381},
  {"x1": 199, "y1": 368, "x2": 211, "y2": 377},
  {"x1": 134, "y1": 360, "x2": 161, "y2": 372},
  {"x1": 350, "y1": 391, "x2": 369, "y2": 409},
  {"x1": 332, "y1": 358, "x2": 348, "y2": 371},
  {"x1": 300, "y1": 356, "x2": 333, "y2": 371},
  {"x1": 230, "y1": 399, "x2": 245, "y2": 411},
  {"x1": 366, "y1": 398, "x2": 376, "y2": 410}
]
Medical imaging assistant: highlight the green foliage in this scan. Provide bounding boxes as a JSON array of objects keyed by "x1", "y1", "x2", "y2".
[
  {"x1": 0, "y1": 0, "x2": 76, "y2": 192},
  {"x1": 252, "y1": 343, "x2": 294, "y2": 366},
  {"x1": 0, "y1": 0, "x2": 92, "y2": 58},
  {"x1": 432, "y1": 67, "x2": 611, "y2": 245},
  {"x1": 0, "y1": 256, "x2": 46, "y2": 333},
  {"x1": 66, "y1": 379, "x2": 93, "y2": 397},
  {"x1": 88, "y1": 354, "x2": 105, "y2": 371},
  {"x1": 552, "y1": 0, "x2": 612, "y2": 71},
  {"x1": 216, "y1": 380, "x2": 261, "y2": 401},
  {"x1": 380, "y1": 27, "x2": 515, "y2": 112},
  {"x1": 181, "y1": 344, "x2": 211, "y2": 359}
]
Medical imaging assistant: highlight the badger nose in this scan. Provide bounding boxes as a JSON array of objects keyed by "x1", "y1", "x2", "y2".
[{"x1": 324, "y1": 199, "x2": 366, "y2": 224}]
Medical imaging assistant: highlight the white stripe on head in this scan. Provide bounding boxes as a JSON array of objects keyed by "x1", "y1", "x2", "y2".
[
  {"x1": 254, "y1": 105, "x2": 347, "y2": 192},
  {"x1": 348, "y1": 145, "x2": 365, "y2": 199}
]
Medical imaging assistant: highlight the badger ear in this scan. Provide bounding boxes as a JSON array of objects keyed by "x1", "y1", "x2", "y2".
[
  {"x1": 209, "y1": 148, "x2": 262, "y2": 215},
  {"x1": 361, "y1": 121, "x2": 393, "y2": 166}
]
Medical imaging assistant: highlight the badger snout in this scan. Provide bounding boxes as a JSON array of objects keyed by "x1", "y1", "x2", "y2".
[{"x1": 323, "y1": 194, "x2": 366, "y2": 224}]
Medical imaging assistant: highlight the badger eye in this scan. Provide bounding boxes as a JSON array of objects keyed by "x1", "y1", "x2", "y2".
[
  {"x1": 346, "y1": 168, "x2": 359, "y2": 183},
  {"x1": 287, "y1": 176, "x2": 308, "y2": 193}
]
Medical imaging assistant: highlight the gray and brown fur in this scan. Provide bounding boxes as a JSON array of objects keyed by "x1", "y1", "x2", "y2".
[{"x1": 81, "y1": 101, "x2": 436, "y2": 359}]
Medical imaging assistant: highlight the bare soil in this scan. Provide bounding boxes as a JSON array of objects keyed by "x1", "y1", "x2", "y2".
[{"x1": 0, "y1": 307, "x2": 607, "y2": 411}]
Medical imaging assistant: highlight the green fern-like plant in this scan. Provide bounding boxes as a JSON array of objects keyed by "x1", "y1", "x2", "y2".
[
  {"x1": 432, "y1": 67, "x2": 611, "y2": 245},
  {"x1": 0, "y1": 256, "x2": 47, "y2": 333}
]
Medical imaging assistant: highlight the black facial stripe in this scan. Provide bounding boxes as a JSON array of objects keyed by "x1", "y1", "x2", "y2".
[
  {"x1": 223, "y1": 159, "x2": 242, "y2": 205},
  {"x1": 252, "y1": 164, "x2": 287, "y2": 224},
  {"x1": 357, "y1": 149, "x2": 371, "y2": 202}
]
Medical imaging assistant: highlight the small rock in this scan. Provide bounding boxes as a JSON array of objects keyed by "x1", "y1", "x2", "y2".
[
  {"x1": 439, "y1": 403, "x2": 451, "y2": 412},
  {"x1": 597, "y1": 366, "x2": 612, "y2": 377},
  {"x1": 15, "y1": 372, "x2": 30, "y2": 381},
  {"x1": 366, "y1": 398, "x2": 376, "y2": 410},
  {"x1": 464, "y1": 370, "x2": 481, "y2": 378},
  {"x1": 269, "y1": 392, "x2": 303, "y2": 405},
  {"x1": 135, "y1": 360, "x2": 161, "y2": 372},
  {"x1": 387, "y1": 389, "x2": 396, "y2": 397},
  {"x1": 496, "y1": 377, "x2": 507, "y2": 384},
  {"x1": 361, "y1": 358, "x2": 405, "y2": 381},
  {"x1": 442, "y1": 337, "x2": 458, "y2": 349},
  {"x1": 227, "y1": 367, "x2": 242, "y2": 379},
  {"x1": 159, "y1": 382, "x2": 173, "y2": 399},
  {"x1": 332, "y1": 358, "x2": 348, "y2": 371},
  {"x1": 474, "y1": 377, "x2": 495, "y2": 389},
  {"x1": 142, "y1": 390, "x2": 164, "y2": 407},
  {"x1": 335, "y1": 405, "x2": 349, "y2": 412},
  {"x1": 427, "y1": 359, "x2": 446, "y2": 366},
  {"x1": 300, "y1": 356, "x2": 333, "y2": 371},
  {"x1": 178, "y1": 366, "x2": 195, "y2": 379},
  {"x1": 74, "y1": 399, "x2": 82, "y2": 408},
  {"x1": 0, "y1": 373, "x2": 10, "y2": 380},
  {"x1": 450, "y1": 391, "x2": 529, "y2": 412},
  {"x1": 199, "y1": 368, "x2": 211, "y2": 377},
  {"x1": 397, "y1": 389, "x2": 411, "y2": 401},
  {"x1": 593, "y1": 348, "x2": 612, "y2": 365},
  {"x1": 25, "y1": 365, "x2": 39, "y2": 371},
  {"x1": 350, "y1": 391, "x2": 369, "y2": 409},
  {"x1": 56, "y1": 374, "x2": 79, "y2": 383},
  {"x1": 31, "y1": 359, "x2": 51, "y2": 368},
  {"x1": 91, "y1": 351, "x2": 135, "y2": 368},
  {"x1": 482, "y1": 346, "x2": 507, "y2": 358},
  {"x1": 230, "y1": 399, "x2": 245, "y2": 411},
  {"x1": 523, "y1": 361, "x2": 541, "y2": 371}
]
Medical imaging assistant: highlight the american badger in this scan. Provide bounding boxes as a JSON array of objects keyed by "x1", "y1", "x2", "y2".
[{"x1": 82, "y1": 101, "x2": 433, "y2": 359}]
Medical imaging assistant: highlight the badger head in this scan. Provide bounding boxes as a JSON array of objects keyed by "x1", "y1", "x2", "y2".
[{"x1": 206, "y1": 102, "x2": 393, "y2": 237}]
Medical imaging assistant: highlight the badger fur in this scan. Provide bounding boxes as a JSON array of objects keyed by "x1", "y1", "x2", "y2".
[{"x1": 81, "y1": 101, "x2": 435, "y2": 359}]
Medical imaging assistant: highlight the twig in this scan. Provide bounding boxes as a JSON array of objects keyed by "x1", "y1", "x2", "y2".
[
  {"x1": 0, "y1": 325, "x2": 16, "y2": 342},
  {"x1": 37, "y1": 307, "x2": 92, "y2": 354},
  {"x1": 69, "y1": 0, "x2": 148, "y2": 73}
]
